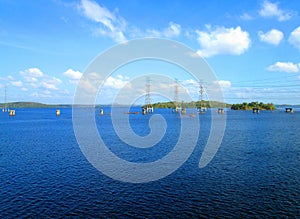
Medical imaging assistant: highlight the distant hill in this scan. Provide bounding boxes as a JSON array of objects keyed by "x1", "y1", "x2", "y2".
[
  {"x1": 0, "y1": 101, "x2": 289, "y2": 110},
  {"x1": 0, "y1": 102, "x2": 72, "y2": 108}
]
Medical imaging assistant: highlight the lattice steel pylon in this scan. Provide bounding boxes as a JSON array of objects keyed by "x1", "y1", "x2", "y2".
[
  {"x1": 173, "y1": 79, "x2": 181, "y2": 113},
  {"x1": 198, "y1": 80, "x2": 207, "y2": 113},
  {"x1": 144, "y1": 77, "x2": 153, "y2": 114},
  {"x1": 199, "y1": 81, "x2": 204, "y2": 102}
]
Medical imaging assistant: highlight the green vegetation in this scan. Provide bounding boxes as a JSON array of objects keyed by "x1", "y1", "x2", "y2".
[
  {"x1": 0, "y1": 101, "x2": 276, "y2": 110},
  {"x1": 0, "y1": 102, "x2": 72, "y2": 108},
  {"x1": 231, "y1": 102, "x2": 276, "y2": 110},
  {"x1": 146, "y1": 100, "x2": 231, "y2": 109}
]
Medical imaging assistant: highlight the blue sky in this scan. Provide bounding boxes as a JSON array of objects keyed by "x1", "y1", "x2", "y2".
[{"x1": 0, "y1": 0, "x2": 300, "y2": 104}]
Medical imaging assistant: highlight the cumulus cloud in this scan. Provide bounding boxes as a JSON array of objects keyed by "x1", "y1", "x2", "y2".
[
  {"x1": 19, "y1": 67, "x2": 63, "y2": 91},
  {"x1": 38, "y1": 77, "x2": 62, "y2": 91},
  {"x1": 20, "y1": 67, "x2": 43, "y2": 77},
  {"x1": 289, "y1": 26, "x2": 300, "y2": 50},
  {"x1": 40, "y1": 81, "x2": 59, "y2": 90},
  {"x1": 181, "y1": 79, "x2": 198, "y2": 86},
  {"x1": 63, "y1": 69, "x2": 83, "y2": 80},
  {"x1": 20, "y1": 68, "x2": 41, "y2": 87},
  {"x1": 258, "y1": 29, "x2": 283, "y2": 45},
  {"x1": 63, "y1": 68, "x2": 83, "y2": 84},
  {"x1": 163, "y1": 22, "x2": 181, "y2": 38},
  {"x1": 11, "y1": 80, "x2": 23, "y2": 87},
  {"x1": 214, "y1": 80, "x2": 232, "y2": 88},
  {"x1": 196, "y1": 26, "x2": 251, "y2": 57},
  {"x1": 259, "y1": 0, "x2": 291, "y2": 21},
  {"x1": 79, "y1": 0, "x2": 126, "y2": 43},
  {"x1": 104, "y1": 75, "x2": 130, "y2": 89},
  {"x1": 41, "y1": 77, "x2": 62, "y2": 90},
  {"x1": 20, "y1": 67, "x2": 44, "y2": 82},
  {"x1": 267, "y1": 62, "x2": 299, "y2": 73}
]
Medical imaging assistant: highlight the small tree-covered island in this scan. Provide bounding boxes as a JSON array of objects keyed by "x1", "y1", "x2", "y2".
[
  {"x1": 149, "y1": 101, "x2": 231, "y2": 109},
  {"x1": 147, "y1": 101, "x2": 276, "y2": 111},
  {"x1": 231, "y1": 102, "x2": 276, "y2": 110}
]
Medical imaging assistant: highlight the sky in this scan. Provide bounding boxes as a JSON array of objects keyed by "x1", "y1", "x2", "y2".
[{"x1": 0, "y1": 0, "x2": 300, "y2": 105}]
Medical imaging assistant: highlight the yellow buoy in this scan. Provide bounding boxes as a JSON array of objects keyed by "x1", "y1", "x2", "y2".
[
  {"x1": 9, "y1": 110, "x2": 15, "y2": 116},
  {"x1": 56, "y1": 109, "x2": 60, "y2": 116},
  {"x1": 217, "y1": 108, "x2": 225, "y2": 114}
]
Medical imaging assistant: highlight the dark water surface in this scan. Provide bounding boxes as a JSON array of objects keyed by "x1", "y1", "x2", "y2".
[{"x1": 0, "y1": 108, "x2": 299, "y2": 218}]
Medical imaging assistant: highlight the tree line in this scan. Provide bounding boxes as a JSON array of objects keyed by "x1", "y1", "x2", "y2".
[
  {"x1": 231, "y1": 102, "x2": 276, "y2": 110},
  {"x1": 148, "y1": 100, "x2": 230, "y2": 108}
]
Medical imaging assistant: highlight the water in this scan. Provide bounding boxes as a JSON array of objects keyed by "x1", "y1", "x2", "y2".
[{"x1": 0, "y1": 108, "x2": 299, "y2": 218}]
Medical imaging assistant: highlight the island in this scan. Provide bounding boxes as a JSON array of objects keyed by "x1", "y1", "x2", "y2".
[
  {"x1": 146, "y1": 100, "x2": 231, "y2": 109},
  {"x1": 231, "y1": 102, "x2": 276, "y2": 110}
]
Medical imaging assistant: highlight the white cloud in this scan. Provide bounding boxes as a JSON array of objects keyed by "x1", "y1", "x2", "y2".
[
  {"x1": 163, "y1": 22, "x2": 181, "y2": 38},
  {"x1": 259, "y1": 0, "x2": 291, "y2": 21},
  {"x1": 63, "y1": 69, "x2": 83, "y2": 85},
  {"x1": 196, "y1": 26, "x2": 251, "y2": 57},
  {"x1": 104, "y1": 75, "x2": 130, "y2": 89},
  {"x1": 20, "y1": 67, "x2": 44, "y2": 83},
  {"x1": 77, "y1": 72, "x2": 105, "y2": 96},
  {"x1": 181, "y1": 79, "x2": 198, "y2": 86},
  {"x1": 79, "y1": 0, "x2": 126, "y2": 43},
  {"x1": 240, "y1": 13, "x2": 253, "y2": 20},
  {"x1": 80, "y1": 0, "x2": 115, "y2": 27},
  {"x1": 0, "y1": 75, "x2": 15, "y2": 82},
  {"x1": 11, "y1": 80, "x2": 23, "y2": 87},
  {"x1": 63, "y1": 69, "x2": 83, "y2": 80},
  {"x1": 18, "y1": 67, "x2": 63, "y2": 92},
  {"x1": 20, "y1": 68, "x2": 43, "y2": 78},
  {"x1": 26, "y1": 77, "x2": 38, "y2": 83},
  {"x1": 40, "y1": 81, "x2": 59, "y2": 90},
  {"x1": 145, "y1": 29, "x2": 160, "y2": 37},
  {"x1": 40, "y1": 76, "x2": 62, "y2": 90},
  {"x1": 44, "y1": 77, "x2": 62, "y2": 85},
  {"x1": 180, "y1": 79, "x2": 198, "y2": 98},
  {"x1": 289, "y1": 26, "x2": 300, "y2": 50},
  {"x1": 146, "y1": 22, "x2": 181, "y2": 38},
  {"x1": 267, "y1": 62, "x2": 299, "y2": 73},
  {"x1": 78, "y1": 0, "x2": 182, "y2": 41},
  {"x1": 258, "y1": 29, "x2": 283, "y2": 45},
  {"x1": 214, "y1": 80, "x2": 232, "y2": 88}
]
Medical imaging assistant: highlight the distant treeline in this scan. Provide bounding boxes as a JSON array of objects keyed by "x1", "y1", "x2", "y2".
[
  {"x1": 148, "y1": 100, "x2": 230, "y2": 109},
  {"x1": 231, "y1": 102, "x2": 276, "y2": 110},
  {"x1": 0, "y1": 102, "x2": 72, "y2": 108},
  {"x1": 0, "y1": 101, "x2": 277, "y2": 110}
]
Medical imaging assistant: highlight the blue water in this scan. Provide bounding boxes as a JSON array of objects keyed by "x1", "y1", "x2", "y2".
[{"x1": 0, "y1": 108, "x2": 299, "y2": 218}]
